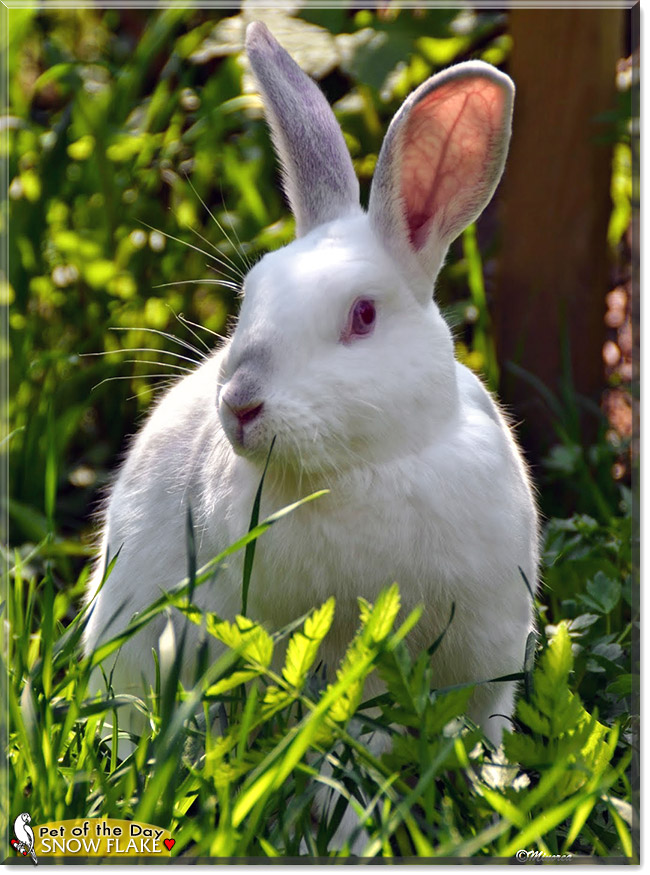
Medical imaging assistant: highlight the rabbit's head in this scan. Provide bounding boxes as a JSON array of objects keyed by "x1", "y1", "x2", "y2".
[{"x1": 218, "y1": 21, "x2": 514, "y2": 476}]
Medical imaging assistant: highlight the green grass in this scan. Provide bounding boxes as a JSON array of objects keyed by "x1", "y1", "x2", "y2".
[{"x1": 4, "y1": 483, "x2": 636, "y2": 860}]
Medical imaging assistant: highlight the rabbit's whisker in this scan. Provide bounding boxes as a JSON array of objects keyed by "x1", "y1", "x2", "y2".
[
  {"x1": 81, "y1": 347, "x2": 202, "y2": 367},
  {"x1": 355, "y1": 398, "x2": 383, "y2": 415},
  {"x1": 176, "y1": 312, "x2": 228, "y2": 344},
  {"x1": 154, "y1": 278, "x2": 241, "y2": 293},
  {"x1": 168, "y1": 309, "x2": 212, "y2": 354},
  {"x1": 186, "y1": 222, "x2": 246, "y2": 283},
  {"x1": 139, "y1": 221, "x2": 240, "y2": 283},
  {"x1": 184, "y1": 174, "x2": 252, "y2": 276},
  {"x1": 120, "y1": 359, "x2": 193, "y2": 373},
  {"x1": 90, "y1": 374, "x2": 182, "y2": 392},
  {"x1": 216, "y1": 180, "x2": 254, "y2": 273},
  {"x1": 124, "y1": 380, "x2": 176, "y2": 402},
  {"x1": 109, "y1": 326, "x2": 206, "y2": 360}
]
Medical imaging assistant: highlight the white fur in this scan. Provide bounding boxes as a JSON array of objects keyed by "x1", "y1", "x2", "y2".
[{"x1": 84, "y1": 23, "x2": 538, "y2": 765}]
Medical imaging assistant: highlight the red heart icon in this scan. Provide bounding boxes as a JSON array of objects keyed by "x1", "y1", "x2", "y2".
[{"x1": 164, "y1": 838, "x2": 175, "y2": 851}]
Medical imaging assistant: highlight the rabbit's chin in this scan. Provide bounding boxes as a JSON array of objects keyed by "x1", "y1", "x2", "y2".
[
  {"x1": 223, "y1": 417, "x2": 355, "y2": 486},
  {"x1": 221, "y1": 416, "x2": 270, "y2": 459}
]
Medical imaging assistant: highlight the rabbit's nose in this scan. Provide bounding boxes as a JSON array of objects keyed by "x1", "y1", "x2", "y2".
[
  {"x1": 221, "y1": 377, "x2": 265, "y2": 424},
  {"x1": 219, "y1": 373, "x2": 266, "y2": 448},
  {"x1": 224, "y1": 397, "x2": 264, "y2": 425}
]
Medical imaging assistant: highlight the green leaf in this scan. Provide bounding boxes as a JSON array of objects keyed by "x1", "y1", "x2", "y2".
[
  {"x1": 567, "y1": 613, "x2": 600, "y2": 632},
  {"x1": 417, "y1": 35, "x2": 471, "y2": 66},
  {"x1": 206, "y1": 615, "x2": 273, "y2": 669},
  {"x1": 207, "y1": 669, "x2": 260, "y2": 697},
  {"x1": 516, "y1": 698, "x2": 550, "y2": 736},
  {"x1": 376, "y1": 643, "x2": 420, "y2": 718},
  {"x1": 503, "y1": 729, "x2": 547, "y2": 768},
  {"x1": 361, "y1": 582, "x2": 401, "y2": 645},
  {"x1": 261, "y1": 685, "x2": 294, "y2": 717},
  {"x1": 605, "y1": 673, "x2": 633, "y2": 700},
  {"x1": 607, "y1": 799, "x2": 634, "y2": 858},
  {"x1": 586, "y1": 641, "x2": 624, "y2": 673},
  {"x1": 258, "y1": 837, "x2": 280, "y2": 857},
  {"x1": 582, "y1": 571, "x2": 621, "y2": 614},
  {"x1": 427, "y1": 601, "x2": 456, "y2": 657},
  {"x1": 523, "y1": 629, "x2": 537, "y2": 700},
  {"x1": 282, "y1": 598, "x2": 335, "y2": 689},
  {"x1": 106, "y1": 133, "x2": 149, "y2": 162},
  {"x1": 83, "y1": 259, "x2": 117, "y2": 290},
  {"x1": 427, "y1": 687, "x2": 474, "y2": 735},
  {"x1": 339, "y1": 28, "x2": 414, "y2": 93},
  {"x1": 67, "y1": 135, "x2": 95, "y2": 161},
  {"x1": 545, "y1": 623, "x2": 573, "y2": 684},
  {"x1": 242, "y1": 436, "x2": 275, "y2": 616},
  {"x1": 506, "y1": 620, "x2": 616, "y2": 807}
]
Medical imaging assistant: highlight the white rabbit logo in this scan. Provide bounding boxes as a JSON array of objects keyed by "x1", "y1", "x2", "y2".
[{"x1": 11, "y1": 812, "x2": 38, "y2": 865}]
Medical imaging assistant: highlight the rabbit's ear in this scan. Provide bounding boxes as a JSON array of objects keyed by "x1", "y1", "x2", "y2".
[
  {"x1": 245, "y1": 21, "x2": 360, "y2": 237},
  {"x1": 368, "y1": 62, "x2": 513, "y2": 294}
]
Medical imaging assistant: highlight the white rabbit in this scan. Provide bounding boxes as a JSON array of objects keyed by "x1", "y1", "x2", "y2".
[{"x1": 84, "y1": 21, "x2": 538, "y2": 753}]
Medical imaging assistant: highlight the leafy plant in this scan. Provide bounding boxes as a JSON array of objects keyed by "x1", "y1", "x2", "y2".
[{"x1": 6, "y1": 545, "x2": 636, "y2": 859}]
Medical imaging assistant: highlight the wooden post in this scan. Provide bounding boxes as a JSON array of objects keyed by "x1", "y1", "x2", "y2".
[{"x1": 495, "y1": 8, "x2": 624, "y2": 457}]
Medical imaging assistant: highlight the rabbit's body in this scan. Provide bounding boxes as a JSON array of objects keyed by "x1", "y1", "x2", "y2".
[{"x1": 85, "y1": 22, "x2": 539, "y2": 749}]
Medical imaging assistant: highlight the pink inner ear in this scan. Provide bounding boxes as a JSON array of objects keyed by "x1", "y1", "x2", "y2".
[{"x1": 401, "y1": 78, "x2": 506, "y2": 249}]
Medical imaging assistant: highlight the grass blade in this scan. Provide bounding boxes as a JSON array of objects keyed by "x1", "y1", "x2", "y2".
[{"x1": 242, "y1": 435, "x2": 276, "y2": 616}]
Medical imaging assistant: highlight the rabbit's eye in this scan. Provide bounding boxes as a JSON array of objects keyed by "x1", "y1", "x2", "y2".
[{"x1": 342, "y1": 298, "x2": 376, "y2": 343}]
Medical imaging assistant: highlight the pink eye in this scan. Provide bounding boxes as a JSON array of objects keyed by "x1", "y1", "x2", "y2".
[{"x1": 342, "y1": 298, "x2": 376, "y2": 343}]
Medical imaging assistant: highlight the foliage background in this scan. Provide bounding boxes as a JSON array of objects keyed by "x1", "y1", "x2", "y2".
[{"x1": 3, "y1": 3, "x2": 638, "y2": 861}]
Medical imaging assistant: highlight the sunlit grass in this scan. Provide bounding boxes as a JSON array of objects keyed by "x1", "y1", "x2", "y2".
[{"x1": 5, "y1": 491, "x2": 636, "y2": 860}]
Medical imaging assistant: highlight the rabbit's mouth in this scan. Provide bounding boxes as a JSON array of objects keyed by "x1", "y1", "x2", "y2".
[{"x1": 219, "y1": 395, "x2": 267, "y2": 456}]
